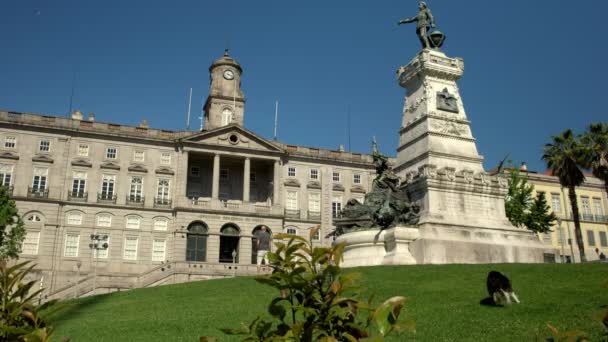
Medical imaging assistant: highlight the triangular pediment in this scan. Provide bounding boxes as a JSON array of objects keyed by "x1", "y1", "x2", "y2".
[
  {"x1": 182, "y1": 124, "x2": 284, "y2": 153},
  {"x1": 155, "y1": 167, "x2": 175, "y2": 175},
  {"x1": 72, "y1": 159, "x2": 92, "y2": 168},
  {"x1": 128, "y1": 164, "x2": 148, "y2": 173},
  {"x1": 32, "y1": 155, "x2": 54, "y2": 164},
  {"x1": 0, "y1": 152, "x2": 19, "y2": 160},
  {"x1": 100, "y1": 161, "x2": 120, "y2": 170}
]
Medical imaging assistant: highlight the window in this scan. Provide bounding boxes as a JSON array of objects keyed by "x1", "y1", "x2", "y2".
[
  {"x1": 105, "y1": 147, "x2": 117, "y2": 159},
  {"x1": 67, "y1": 212, "x2": 82, "y2": 225},
  {"x1": 310, "y1": 168, "x2": 319, "y2": 180},
  {"x1": 64, "y1": 233, "x2": 80, "y2": 257},
  {"x1": 27, "y1": 214, "x2": 42, "y2": 222},
  {"x1": 156, "y1": 179, "x2": 170, "y2": 203},
  {"x1": 133, "y1": 150, "x2": 145, "y2": 162},
  {"x1": 4, "y1": 136, "x2": 16, "y2": 149},
  {"x1": 38, "y1": 140, "x2": 50, "y2": 152},
  {"x1": 333, "y1": 171, "x2": 341, "y2": 182},
  {"x1": 71, "y1": 172, "x2": 87, "y2": 197},
  {"x1": 100, "y1": 175, "x2": 116, "y2": 199},
  {"x1": 126, "y1": 216, "x2": 141, "y2": 229},
  {"x1": 332, "y1": 195, "x2": 342, "y2": 218},
  {"x1": 152, "y1": 239, "x2": 166, "y2": 262},
  {"x1": 22, "y1": 231, "x2": 40, "y2": 255},
  {"x1": 0, "y1": 164, "x2": 13, "y2": 187},
  {"x1": 286, "y1": 190, "x2": 298, "y2": 210},
  {"x1": 96, "y1": 214, "x2": 112, "y2": 227},
  {"x1": 599, "y1": 231, "x2": 607, "y2": 247},
  {"x1": 154, "y1": 218, "x2": 168, "y2": 231},
  {"x1": 586, "y1": 230, "x2": 596, "y2": 247},
  {"x1": 221, "y1": 108, "x2": 233, "y2": 126},
  {"x1": 551, "y1": 193, "x2": 561, "y2": 213},
  {"x1": 353, "y1": 174, "x2": 361, "y2": 184},
  {"x1": 123, "y1": 236, "x2": 138, "y2": 260},
  {"x1": 160, "y1": 152, "x2": 171, "y2": 165},
  {"x1": 32, "y1": 168, "x2": 48, "y2": 192},
  {"x1": 593, "y1": 198, "x2": 603, "y2": 217},
  {"x1": 286, "y1": 227, "x2": 297, "y2": 235},
  {"x1": 288, "y1": 167, "x2": 296, "y2": 177},
  {"x1": 312, "y1": 229, "x2": 321, "y2": 241},
  {"x1": 308, "y1": 192, "x2": 321, "y2": 213},
  {"x1": 78, "y1": 144, "x2": 89, "y2": 157},
  {"x1": 129, "y1": 176, "x2": 143, "y2": 201},
  {"x1": 95, "y1": 235, "x2": 110, "y2": 259},
  {"x1": 190, "y1": 166, "x2": 200, "y2": 177},
  {"x1": 581, "y1": 197, "x2": 591, "y2": 215},
  {"x1": 220, "y1": 168, "x2": 229, "y2": 180}
]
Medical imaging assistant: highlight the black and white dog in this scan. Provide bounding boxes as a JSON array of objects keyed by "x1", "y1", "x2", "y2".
[{"x1": 487, "y1": 271, "x2": 520, "y2": 306}]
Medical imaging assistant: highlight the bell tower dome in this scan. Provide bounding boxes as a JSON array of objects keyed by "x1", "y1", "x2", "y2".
[{"x1": 203, "y1": 49, "x2": 245, "y2": 130}]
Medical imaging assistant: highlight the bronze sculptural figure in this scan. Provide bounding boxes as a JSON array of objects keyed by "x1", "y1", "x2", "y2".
[{"x1": 398, "y1": 1, "x2": 436, "y2": 49}]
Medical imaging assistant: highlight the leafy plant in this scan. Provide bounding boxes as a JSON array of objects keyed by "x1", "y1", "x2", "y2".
[
  {"x1": 504, "y1": 167, "x2": 556, "y2": 233},
  {"x1": 0, "y1": 261, "x2": 58, "y2": 341},
  {"x1": 210, "y1": 226, "x2": 413, "y2": 341},
  {"x1": 0, "y1": 185, "x2": 26, "y2": 261}
]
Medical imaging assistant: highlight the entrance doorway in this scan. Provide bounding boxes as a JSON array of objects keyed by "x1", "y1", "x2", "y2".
[{"x1": 219, "y1": 224, "x2": 240, "y2": 263}]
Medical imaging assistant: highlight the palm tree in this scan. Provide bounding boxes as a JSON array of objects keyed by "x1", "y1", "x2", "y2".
[
  {"x1": 580, "y1": 123, "x2": 608, "y2": 195},
  {"x1": 542, "y1": 129, "x2": 587, "y2": 262}
]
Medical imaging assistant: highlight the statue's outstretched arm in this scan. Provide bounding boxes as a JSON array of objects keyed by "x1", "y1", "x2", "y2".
[{"x1": 398, "y1": 17, "x2": 416, "y2": 25}]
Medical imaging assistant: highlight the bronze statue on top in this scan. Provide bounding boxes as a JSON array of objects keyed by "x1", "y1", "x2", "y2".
[
  {"x1": 334, "y1": 139, "x2": 420, "y2": 236},
  {"x1": 398, "y1": 1, "x2": 445, "y2": 50}
]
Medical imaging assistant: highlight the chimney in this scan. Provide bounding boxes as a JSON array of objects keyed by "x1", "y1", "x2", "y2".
[
  {"x1": 88, "y1": 113, "x2": 95, "y2": 122},
  {"x1": 520, "y1": 162, "x2": 527, "y2": 172},
  {"x1": 338, "y1": 144, "x2": 345, "y2": 152},
  {"x1": 139, "y1": 119, "x2": 149, "y2": 129},
  {"x1": 71, "y1": 110, "x2": 83, "y2": 120}
]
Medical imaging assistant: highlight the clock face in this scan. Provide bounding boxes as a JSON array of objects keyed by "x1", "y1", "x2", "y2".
[{"x1": 223, "y1": 70, "x2": 234, "y2": 80}]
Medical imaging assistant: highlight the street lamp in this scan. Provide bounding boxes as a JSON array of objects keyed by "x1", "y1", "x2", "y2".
[
  {"x1": 231, "y1": 249, "x2": 237, "y2": 277},
  {"x1": 557, "y1": 218, "x2": 566, "y2": 263},
  {"x1": 74, "y1": 260, "x2": 82, "y2": 299},
  {"x1": 89, "y1": 234, "x2": 109, "y2": 295}
]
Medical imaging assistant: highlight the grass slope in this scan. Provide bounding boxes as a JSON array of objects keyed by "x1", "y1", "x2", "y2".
[{"x1": 50, "y1": 263, "x2": 608, "y2": 341}]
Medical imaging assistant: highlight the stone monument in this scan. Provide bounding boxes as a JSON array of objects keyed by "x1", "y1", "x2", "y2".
[{"x1": 335, "y1": 3, "x2": 547, "y2": 266}]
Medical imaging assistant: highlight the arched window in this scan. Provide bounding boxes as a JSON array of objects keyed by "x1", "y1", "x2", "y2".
[
  {"x1": 186, "y1": 221, "x2": 208, "y2": 262},
  {"x1": 219, "y1": 224, "x2": 240, "y2": 263},
  {"x1": 221, "y1": 108, "x2": 233, "y2": 126},
  {"x1": 286, "y1": 227, "x2": 298, "y2": 235}
]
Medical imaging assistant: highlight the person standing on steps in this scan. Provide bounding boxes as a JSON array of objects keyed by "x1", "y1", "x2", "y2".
[{"x1": 256, "y1": 225, "x2": 271, "y2": 273}]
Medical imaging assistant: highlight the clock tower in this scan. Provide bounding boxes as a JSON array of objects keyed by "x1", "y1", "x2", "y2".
[{"x1": 203, "y1": 49, "x2": 245, "y2": 130}]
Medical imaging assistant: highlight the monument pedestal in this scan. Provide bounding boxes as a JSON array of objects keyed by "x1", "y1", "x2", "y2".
[{"x1": 336, "y1": 48, "x2": 547, "y2": 267}]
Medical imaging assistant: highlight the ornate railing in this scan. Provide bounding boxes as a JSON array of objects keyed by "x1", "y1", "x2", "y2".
[
  {"x1": 97, "y1": 193, "x2": 117, "y2": 204},
  {"x1": 307, "y1": 211, "x2": 322, "y2": 221},
  {"x1": 126, "y1": 195, "x2": 145, "y2": 207},
  {"x1": 284, "y1": 209, "x2": 301, "y2": 219},
  {"x1": 27, "y1": 187, "x2": 48, "y2": 199},
  {"x1": 68, "y1": 191, "x2": 88, "y2": 202},
  {"x1": 154, "y1": 198, "x2": 172, "y2": 208}
]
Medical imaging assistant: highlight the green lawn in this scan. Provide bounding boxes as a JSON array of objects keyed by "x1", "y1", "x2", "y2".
[{"x1": 50, "y1": 263, "x2": 608, "y2": 341}]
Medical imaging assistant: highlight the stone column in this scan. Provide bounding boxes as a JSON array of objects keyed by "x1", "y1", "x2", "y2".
[
  {"x1": 212, "y1": 154, "x2": 220, "y2": 199},
  {"x1": 273, "y1": 160, "x2": 281, "y2": 206},
  {"x1": 243, "y1": 157, "x2": 251, "y2": 202}
]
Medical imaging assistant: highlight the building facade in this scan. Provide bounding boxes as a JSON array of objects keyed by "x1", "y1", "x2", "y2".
[
  {"x1": 523, "y1": 169, "x2": 608, "y2": 263},
  {"x1": 0, "y1": 52, "x2": 375, "y2": 298}
]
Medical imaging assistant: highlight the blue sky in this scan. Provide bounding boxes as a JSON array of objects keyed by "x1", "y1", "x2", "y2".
[{"x1": 1, "y1": 0, "x2": 606, "y2": 172}]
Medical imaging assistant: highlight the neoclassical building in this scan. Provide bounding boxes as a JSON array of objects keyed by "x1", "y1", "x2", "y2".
[{"x1": 0, "y1": 51, "x2": 376, "y2": 298}]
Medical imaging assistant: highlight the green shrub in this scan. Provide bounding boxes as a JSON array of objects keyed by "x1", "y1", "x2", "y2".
[
  {"x1": 0, "y1": 261, "x2": 57, "y2": 341},
  {"x1": 206, "y1": 226, "x2": 413, "y2": 341}
]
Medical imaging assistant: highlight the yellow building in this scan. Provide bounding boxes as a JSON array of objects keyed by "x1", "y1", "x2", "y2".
[{"x1": 524, "y1": 167, "x2": 608, "y2": 262}]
